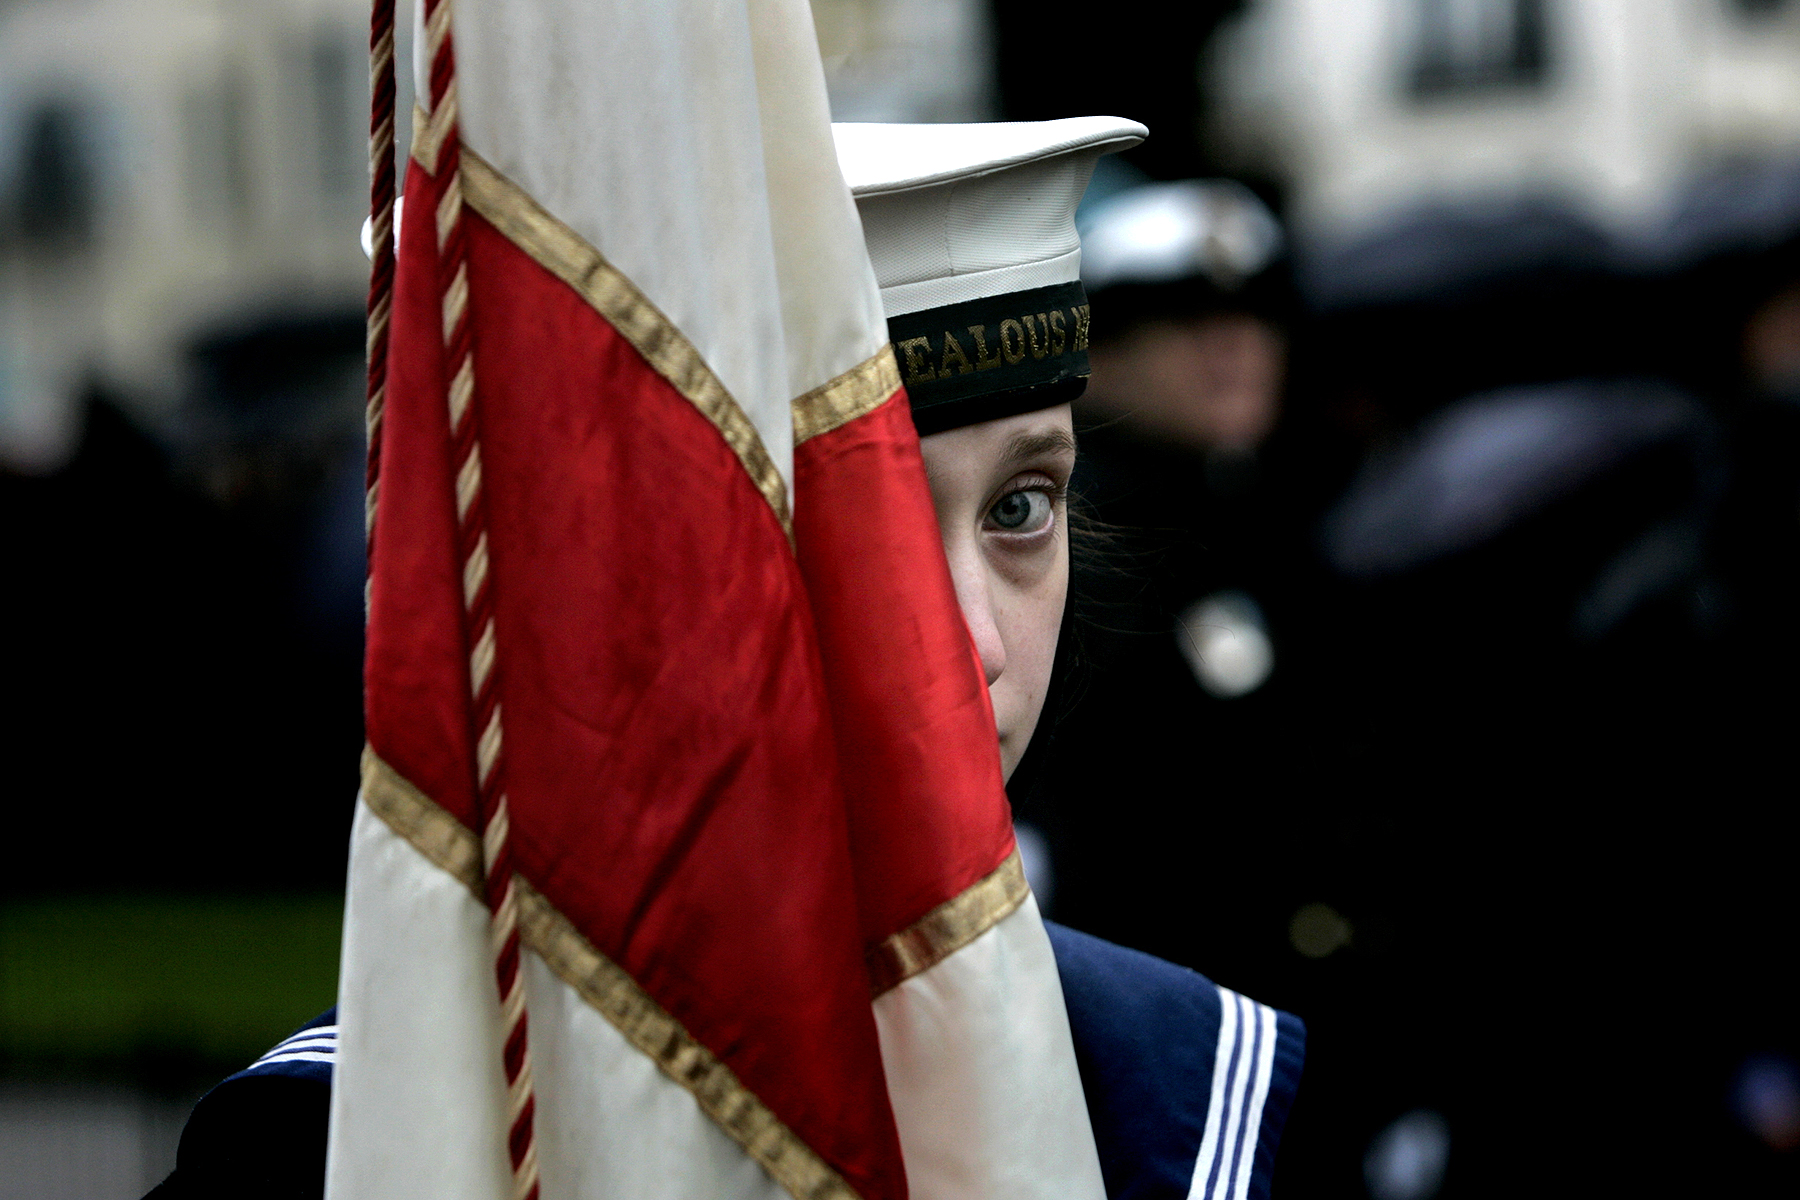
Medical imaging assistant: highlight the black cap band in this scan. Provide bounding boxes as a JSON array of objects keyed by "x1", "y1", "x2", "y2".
[{"x1": 888, "y1": 281, "x2": 1091, "y2": 435}]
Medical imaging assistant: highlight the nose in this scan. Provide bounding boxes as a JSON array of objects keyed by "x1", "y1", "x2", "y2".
[{"x1": 944, "y1": 539, "x2": 1006, "y2": 686}]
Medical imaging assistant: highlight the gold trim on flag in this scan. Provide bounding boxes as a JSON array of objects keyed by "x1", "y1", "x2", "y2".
[
  {"x1": 361, "y1": 745, "x2": 484, "y2": 893},
  {"x1": 515, "y1": 878, "x2": 861, "y2": 1200},
  {"x1": 866, "y1": 848, "x2": 1030, "y2": 998},
  {"x1": 358, "y1": 747, "x2": 860, "y2": 1200},
  {"x1": 455, "y1": 148, "x2": 793, "y2": 538},
  {"x1": 792, "y1": 347, "x2": 903, "y2": 446}
]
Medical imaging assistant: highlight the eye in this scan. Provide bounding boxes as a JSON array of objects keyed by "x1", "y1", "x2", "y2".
[{"x1": 986, "y1": 487, "x2": 1053, "y2": 534}]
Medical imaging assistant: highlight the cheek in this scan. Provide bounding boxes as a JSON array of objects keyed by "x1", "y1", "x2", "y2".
[{"x1": 993, "y1": 546, "x2": 1068, "y2": 715}]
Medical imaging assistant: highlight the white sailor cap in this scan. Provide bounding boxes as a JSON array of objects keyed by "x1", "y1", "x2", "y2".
[{"x1": 835, "y1": 117, "x2": 1147, "y2": 435}]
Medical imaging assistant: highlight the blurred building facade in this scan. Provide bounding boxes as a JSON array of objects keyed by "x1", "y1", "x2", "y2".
[
  {"x1": 1214, "y1": 0, "x2": 1800, "y2": 297},
  {"x1": 0, "y1": 0, "x2": 1001, "y2": 471},
  {"x1": 812, "y1": 0, "x2": 997, "y2": 122},
  {"x1": 0, "y1": 0, "x2": 392, "y2": 470}
]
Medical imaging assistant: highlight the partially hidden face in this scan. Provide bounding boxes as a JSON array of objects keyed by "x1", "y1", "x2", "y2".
[{"x1": 916, "y1": 403, "x2": 1076, "y2": 782}]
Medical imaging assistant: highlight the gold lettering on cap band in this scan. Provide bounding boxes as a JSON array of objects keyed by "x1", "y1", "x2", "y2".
[
  {"x1": 940, "y1": 330, "x2": 972, "y2": 375},
  {"x1": 898, "y1": 336, "x2": 937, "y2": 385},
  {"x1": 884, "y1": 281, "x2": 1092, "y2": 424},
  {"x1": 969, "y1": 325, "x2": 1004, "y2": 371},
  {"x1": 999, "y1": 319, "x2": 1026, "y2": 365}
]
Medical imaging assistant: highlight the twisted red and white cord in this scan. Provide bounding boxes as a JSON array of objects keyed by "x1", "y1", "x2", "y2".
[
  {"x1": 365, "y1": 0, "x2": 396, "y2": 561},
  {"x1": 411, "y1": 2, "x2": 542, "y2": 1196}
]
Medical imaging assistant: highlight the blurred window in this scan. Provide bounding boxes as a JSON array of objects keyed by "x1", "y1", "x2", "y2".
[
  {"x1": 311, "y1": 27, "x2": 363, "y2": 205},
  {"x1": 1732, "y1": 0, "x2": 1793, "y2": 17},
  {"x1": 183, "y1": 74, "x2": 251, "y2": 226},
  {"x1": 1409, "y1": 0, "x2": 1549, "y2": 97},
  {"x1": 10, "y1": 99, "x2": 97, "y2": 250}
]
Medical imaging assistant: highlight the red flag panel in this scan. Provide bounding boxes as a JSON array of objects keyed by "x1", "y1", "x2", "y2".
[
  {"x1": 793, "y1": 399, "x2": 1017, "y2": 950},
  {"x1": 366, "y1": 158, "x2": 906, "y2": 1200}
]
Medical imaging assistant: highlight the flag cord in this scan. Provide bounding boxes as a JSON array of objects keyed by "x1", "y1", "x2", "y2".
[
  {"x1": 365, "y1": 0, "x2": 395, "y2": 570},
  {"x1": 374, "y1": 3, "x2": 544, "y2": 1197}
]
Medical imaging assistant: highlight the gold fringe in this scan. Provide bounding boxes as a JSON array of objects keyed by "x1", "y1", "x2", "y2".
[
  {"x1": 865, "y1": 849, "x2": 1030, "y2": 997},
  {"x1": 357, "y1": 748, "x2": 859, "y2": 1200},
  {"x1": 456, "y1": 149, "x2": 793, "y2": 539},
  {"x1": 791, "y1": 348, "x2": 902, "y2": 446}
]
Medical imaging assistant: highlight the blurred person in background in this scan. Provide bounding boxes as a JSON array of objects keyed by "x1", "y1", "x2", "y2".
[
  {"x1": 1007, "y1": 170, "x2": 1317, "y2": 988},
  {"x1": 1070, "y1": 171, "x2": 1300, "y2": 697},
  {"x1": 1079, "y1": 176, "x2": 1288, "y2": 459}
]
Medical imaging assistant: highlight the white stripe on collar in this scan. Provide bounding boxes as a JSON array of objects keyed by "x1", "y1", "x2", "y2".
[
  {"x1": 250, "y1": 1025, "x2": 340, "y2": 1069},
  {"x1": 1188, "y1": 987, "x2": 1280, "y2": 1200}
]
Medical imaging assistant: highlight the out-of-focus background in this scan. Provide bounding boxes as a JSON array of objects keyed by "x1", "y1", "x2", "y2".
[{"x1": 0, "y1": 0, "x2": 1795, "y2": 1196}]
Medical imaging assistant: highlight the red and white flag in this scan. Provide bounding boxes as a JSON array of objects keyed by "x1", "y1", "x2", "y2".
[{"x1": 328, "y1": 1, "x2": 1102, "y2": 1197}]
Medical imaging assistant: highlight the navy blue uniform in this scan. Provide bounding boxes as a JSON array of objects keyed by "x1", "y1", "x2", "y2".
[
  {"x1": 150, "y1": 929, "x2": 1302, "y2": 1199},
  {"x1": 147, "y1": 1011, "x2": 337, "y2": 1199}
]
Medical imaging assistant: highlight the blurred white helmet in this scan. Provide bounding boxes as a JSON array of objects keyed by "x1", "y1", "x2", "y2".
[{"x1": 1080, "y1": 179, "x2": 1282, "y2": 293}]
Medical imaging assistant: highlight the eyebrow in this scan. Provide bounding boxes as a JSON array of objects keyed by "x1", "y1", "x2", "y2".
[{"x1": 1000, "y1": 427, "x2": 1078, "y2": 470}]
